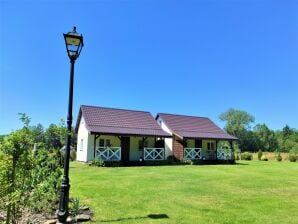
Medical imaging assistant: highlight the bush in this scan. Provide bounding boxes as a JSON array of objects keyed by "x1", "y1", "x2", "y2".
[
  {"x1": 257, "y1": 150, "x2": 263, "y2": 160},
  {"x1": 289, "y1": 154, "x2": 297, "y2": 162},
  {"x1": 90, "y1": 158, "x2": 105, "y2": 167},
  {"x1": 276, "y1": 153, "x2": 282, "y2": 162},
  {"x1": 181, "y1": 159, "x2": 193, "y2": 165},
  {"x1": 69, "y1": 197, "x2": 81, "y2": 218},
  {"x1": 289, "y1": 149, "x2": 298, "y2": 162},
  {"x1": 70, "y1": 149, "x2": 77, "y2": 161},
  {"x1": 29, "y1": 149, "x2": 62, "y2": 213},
  {"x1": 235, "y1": 153, "x2": 240, "y2": 160},
  {"x1": 260, "y1": 155, "x2": 268, "y2": 161},
  {"x1": 241, "y1": 152, "x2": 253, "y2": 160}
]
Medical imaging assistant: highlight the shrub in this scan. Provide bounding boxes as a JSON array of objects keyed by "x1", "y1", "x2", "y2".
[
  {"x1": 289, "y1": 149, "x2": 298, "y2": 162},
  {"x1": 70, "y1": 149, "x2": 77, "y2": 161},
  {"x1": 257, "y1": 150, "x2": 263, "y2": 160},
  {"x1": 181, "y1": 159, "x2": 193, "y2": 165},
  {"x1": 235, "y1": 153, "x2": 240, "y2": 160},
  {"x1": 260, "y1": 155, "x2": 268, "y2": 161},
  {"x1": 276, "y1": 153, "x2": 282, "y2": 162},
  {"x1": 29, "y1": 149, "x2": 62, "y2": 213},
  {"x1": 90, "y1": 158, "x2": 105, "y2": 167},
  {"x1": 241, "y1": 152, "x2": 253, "y2": 160},
  {"x1": 289, "y1": 154, "x2": 297, "y2": 162},
  {"x1": 70, "y1": 197, "x2": 81, "y2": 218}
]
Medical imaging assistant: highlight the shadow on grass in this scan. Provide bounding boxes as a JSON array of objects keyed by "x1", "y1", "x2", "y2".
[
  {"x1": 235, "y1": 162, "x2": 249, "y2": 165},
  {"x1": 100, "y1": 213, "x2": 169, "y2": 222}
]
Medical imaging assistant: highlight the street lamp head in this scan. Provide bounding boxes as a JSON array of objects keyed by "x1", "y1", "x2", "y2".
[{"x1": 63, "y1": 26, "x2": 84, "y2": 60}]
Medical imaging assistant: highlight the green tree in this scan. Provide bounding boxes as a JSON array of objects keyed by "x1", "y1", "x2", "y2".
[
  {"x1": 45, "y1": 119, "x2": 67, "y2": 149},
  {"x1": 276, "y1": 125, "x2": 298, "y2": 152},
  {"x1": 30, "y1": 123, "x2": 45, "y2": 148},
  {"x1": 282, "y1": 125, "x2": 293, "y2": 140},
  {"x1": 219, "y1": 108, "x2": 255, "y2": 151},
  {"x1": 254, "y1": 123, "x2": 278, "y2": 151},
  {"x1": 0, "y1": 115, "x2": 33, "y2": 224}
]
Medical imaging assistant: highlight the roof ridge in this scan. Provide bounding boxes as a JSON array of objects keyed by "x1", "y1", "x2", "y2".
[
  {"x1": 178, "y1": 130, "x2": 224, "y2": 133},
  {"x1": 88, "y1": 124, "x2": 162, "y2": 130},
  {"x1": 81, "y1": 104, "x2": 151, "y2": 114},
  {"x1": 158, "y1": 112, "x2": 210, "y2": 120}
]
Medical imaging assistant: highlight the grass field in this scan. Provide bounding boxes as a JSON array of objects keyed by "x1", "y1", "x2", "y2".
[{"x1": 70, "y1": 161, "x2": 298, "y2": 224}]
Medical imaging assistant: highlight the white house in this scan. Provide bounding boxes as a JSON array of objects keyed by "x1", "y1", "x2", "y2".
[
  {"x1": 156, "y1": 113, "x2": 238, "y2": 161},
  {"x1": 75, "y1": 105, "x2": 171, "y2": 162}
]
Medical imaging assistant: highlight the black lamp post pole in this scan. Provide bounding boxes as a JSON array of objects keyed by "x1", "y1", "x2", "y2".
[{"x1": 58, "y1": 56, "x2": 76, "y2": 223}]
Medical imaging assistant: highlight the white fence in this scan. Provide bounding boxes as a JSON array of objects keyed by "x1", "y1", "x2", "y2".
[
  {"x1": 184, "y1": 148, "x2": 202, "y2": 160},
  {"x1": 144, "y1": 148, "x2": 165, "y2": 160},
  {"x1": 217, "y1": 148, "x2": 232, "y2": 160},
  {"x1": 96, "y1": 147, "x2": 121, "y2": 161}
]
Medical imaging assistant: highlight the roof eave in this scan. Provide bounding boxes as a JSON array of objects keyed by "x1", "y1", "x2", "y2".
[{"x1": 90, "y1": 131, "x2": 171, "y2": 138}]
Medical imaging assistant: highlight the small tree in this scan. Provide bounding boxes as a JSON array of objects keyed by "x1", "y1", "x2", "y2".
[
  {"x1": 276, "y1": 152, "x2": 282, "y2": 162},
  {"x1": 257, "y1": 150, "x2": 263, "y2": 160},
  {"x1": 0, "y1": 115, "x2": 33, "y2": 224}
]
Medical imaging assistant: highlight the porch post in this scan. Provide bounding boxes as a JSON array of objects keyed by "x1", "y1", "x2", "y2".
[
  {"x1": 93, "y1": 134, "x2": 99, "y2": 159},
  {"x1": 229, "y1": 141, "x2": 234, "y2": 160},
  {"x1": 215, "y1": 140, "x2": 218, "y2": 161},
  {"x1": 142, "y1": 137, "x2": 146, "y2": 159}
]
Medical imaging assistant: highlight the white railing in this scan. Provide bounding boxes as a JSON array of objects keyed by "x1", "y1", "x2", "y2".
[
  {"x1": 144, "y1": 148, "x2": 164, "y2": 160},
  {"x1": 96, "y1": 147, "x2": 121, "y2": 161},
  {"x1": 184, "y1": 148, "x2": 202, "y2": 160},
  {"x1": 217, "y1": 148, "x2": 232, "y2": 160}
]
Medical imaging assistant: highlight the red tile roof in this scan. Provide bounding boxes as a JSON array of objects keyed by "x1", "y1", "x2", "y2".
[
  {"x1": 75, "y1": 105, "x2": 171, "y2": 137},
  {"x1": 156, "y1": 113, "x2": 237, "y2": 140}
]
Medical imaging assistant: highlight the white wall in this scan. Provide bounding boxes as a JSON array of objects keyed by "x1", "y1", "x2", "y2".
[
  {"x1": 87, "y1": 134, "x2": 95, "y2": 162},
  {"x1": 76, "y1": 116, "x2": 89, "y2": 162},
  {"x1": 157, "y1": 117, "x2": 173, "y2": 158}
]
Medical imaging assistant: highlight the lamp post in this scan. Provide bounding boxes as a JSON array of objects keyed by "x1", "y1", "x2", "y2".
[{"x1": 58, "y1": 26, "x2": 84, "y2": 223}]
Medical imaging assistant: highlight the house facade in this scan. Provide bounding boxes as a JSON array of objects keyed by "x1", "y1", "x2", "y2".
[
  {"x1": 75, "y1": 105, "x2": 171, "y2": 162},
  {"x1": 156, "y1": 113, "x2": 238, "y2": 161}
]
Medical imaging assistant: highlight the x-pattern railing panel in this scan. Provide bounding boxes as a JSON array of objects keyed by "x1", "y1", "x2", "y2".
[
  {"x1": 217, "y1": 148, "x2": 231, "y2": 160},
  {"x1": 184, "y1": 148, "x2": 202, "y2": 160},
  {"x1": 96, "y1": 147, "x2": 121, "y2": 161},
  {"x1": 144, "y1": 148, "x2": 165, "y2": 160}
]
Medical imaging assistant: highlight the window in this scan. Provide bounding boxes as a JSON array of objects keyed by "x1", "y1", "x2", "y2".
[
  {"x1": 99, "y1": 139, "x2": 105, "y2": 147},
  {"x1": 80, "y1": 139, "x2": 83, "y2": 151},
  {"x1": 195, "y1": 139, "x2": 202, "y2": 148},
  {"x1": 207, "y1": 142, "x2": 215, "y2": 151},
  {"x1": 106, "y1": 139, "x2": 111, "y2": 147},
  {"x1": 99, "y1": 139, "x2": 112, "y2": 147}
]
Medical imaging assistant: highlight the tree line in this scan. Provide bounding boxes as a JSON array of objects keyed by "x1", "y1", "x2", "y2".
[
  {"x1": 220, "y1": 108, "x2": 298, "y2": 153},
  {"x1": 1, "y1": 110, "x2": 297, "y2": 154},
  {"x1": 0, "y1": 114, "x2": 75, "y2": 151}
]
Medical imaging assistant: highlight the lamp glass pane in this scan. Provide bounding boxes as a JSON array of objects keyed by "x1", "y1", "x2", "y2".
[
  {"x1": 67, "y1": 44, "x2": 79, "y2": 53},
  {"x1": 65, "y1": 36, "x2": 81, "y2": 46}
]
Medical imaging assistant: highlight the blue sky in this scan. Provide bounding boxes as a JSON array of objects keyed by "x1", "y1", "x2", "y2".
[{"x1": 0, "y1": 0, "x2": 298, "y2": 134}]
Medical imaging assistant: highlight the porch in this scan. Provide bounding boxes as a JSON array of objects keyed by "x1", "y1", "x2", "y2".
[
  {"x1": 92, "y1": 134, "x2": 166, "y2": 162},
  {"x1": 174, "y1": 137, "x2": 235, "y2": 161},
  {"x1": 184, "y1": 147, "x2": 233, "y2": 160},
  {"x1": 95, "y1": 146, "x2": 165, "y2": 161}
]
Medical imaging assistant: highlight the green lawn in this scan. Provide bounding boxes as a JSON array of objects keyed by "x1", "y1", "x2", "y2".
[{"x1": 70, "y1": 161, "x2": 298, "y2": 224}]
